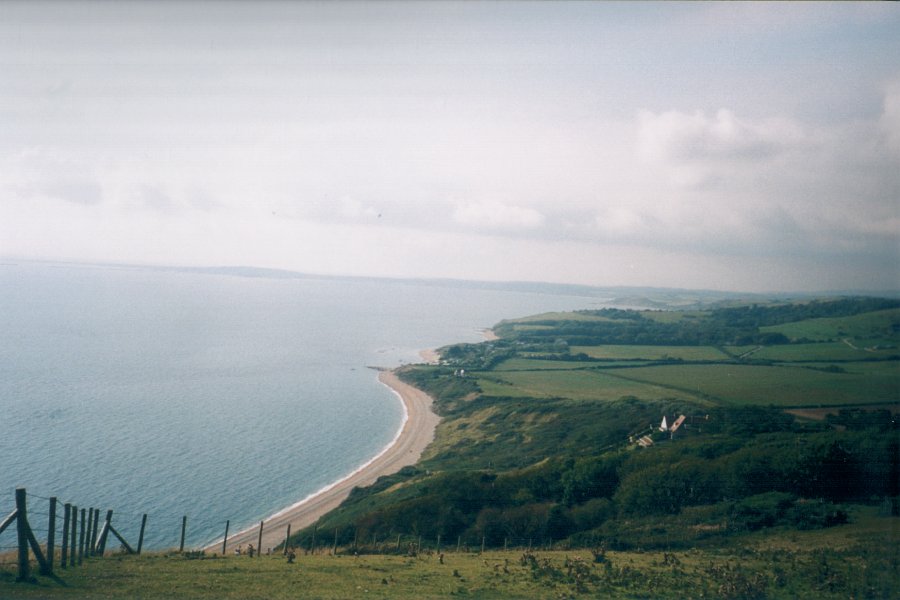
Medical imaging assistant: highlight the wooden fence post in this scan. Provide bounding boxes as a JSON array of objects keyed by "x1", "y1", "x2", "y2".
[
  {"x1": 15, "y1": 488, "x2": 31, "y2": 582},
  {"x1": 481, "y1": 535, "x2": 485, "y2": 555},
  {"x1": 90, "y1": 508, "x2": 100, "y2": 555},
  {"x1": 179, "y1": 516, "x2": 187, "y2": 552},
  {"x1": 85, "y1": 507, "x2": 93, "y2": 555},
  {"x1": 256, "y1": 521, "x2": 263, "y2": 558},
  {"x1": 78, "y1": 508, "x2": 86, "y2": 564},
  {"x1": 96, "y1": 510, "x2": 112, "y2": 556},
  {"x1": 282, "y1": 523, "x2": 291, "y2": 555},
  {"x1": 60, "y1": 503, "x2": 70, "y2": 569},
  {"x1": 437, "y1": 534, "x2": 441, "y2": 554},
  {"x1": 311, "y1": 525, "x2": 316, "y2": 554},
  {"x1": 137, "y1": 514, "x2": 147, "y2": 555},
  {"x1": 222, "y1": 520, "x2": 229, "y2": 556},
  {"x1": 12, "y1": 489, "x2": 49, "y2": 578},
  {"x1": 107, "y1": 522, "x2": 135, "y2": 554},
  {"x1": 396, "y1": 534, "x2": 401, "y2": 553},
  {"x1": 457, "y1": 535, "x2": 461, "y2": 553},
  {"x1": 47, "y1": 497, "x2": 57, "y2": 573},
  {"x1": 69, "y1": 504, "x2": 76, "y2": 567},
  {"x1": 332, "y1": 529, "x2": 338, "y2": 555}
]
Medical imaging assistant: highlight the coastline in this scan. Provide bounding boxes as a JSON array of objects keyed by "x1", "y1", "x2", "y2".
[{"x1": 203, "y1": 368, "x2": 440, "y2": 554}]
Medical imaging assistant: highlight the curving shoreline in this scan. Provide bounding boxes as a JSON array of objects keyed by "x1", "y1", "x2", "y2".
[{"x1": 203, "y1": 368, "x2": 440, "y2": 554}]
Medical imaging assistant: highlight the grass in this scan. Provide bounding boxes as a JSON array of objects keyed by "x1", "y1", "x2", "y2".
[
  {"x1": 570, "y1": 344, "x2": 730, "y2": 361},
  {"x1": 607, "y1": 363, "x2": 899, "y2": 407},
  {"x1": 493, "y1": 358, "x2": 598, "y2": 371},
  {"x1": 760, "y1": 308, "x2": 900, "y2": 341},
  {"x1": 749, "y1": 342, "x2": 896, "y2": 361},
  {"x1": 474, "y1": 369, "x2": 697, "y2": 403},
  {"x1": 2, "y1": 509, "x2": 897, "y2": 599}
]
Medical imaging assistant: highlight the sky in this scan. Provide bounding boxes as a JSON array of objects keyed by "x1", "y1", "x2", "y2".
[{"x1": 1, "y1": 1, "x2": 898, "y2": 293}]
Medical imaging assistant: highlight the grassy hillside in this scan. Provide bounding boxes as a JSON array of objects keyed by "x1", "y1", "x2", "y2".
[
  {"x1": 2, "y1": 505, "x2": 897, "y2": 599},
  {"x1": 294, "y1": 297, "x2": 898, "y2": 563}
]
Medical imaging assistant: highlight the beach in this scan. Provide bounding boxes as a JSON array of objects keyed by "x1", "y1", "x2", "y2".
[{"x1": 204, "y1": 368, "x2": 440, "y2": 554}]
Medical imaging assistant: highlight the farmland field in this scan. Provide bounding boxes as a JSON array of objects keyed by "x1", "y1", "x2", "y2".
[
  {"x1": 493, "y1": 358, "x2": 597, "y2": 371},
  {"x1": 760, "y1": 308, "x2": 900, "y2": 341},
  {"x1": 474, "y1": 368, "x2": 697, "y2": 402},
  {"x1": 570, "y1": 344, "x2": 730, "y2": 361},
  {"x1": 607, "y1": 363, "x2": 898, "y2": 407},
  {"x1": 750, "y1": 342, "x2": 897, "y2": 361}
]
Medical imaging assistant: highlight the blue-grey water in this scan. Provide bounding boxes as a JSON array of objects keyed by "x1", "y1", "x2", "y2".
[{"x1": 0, "y1": 262, "x2": 606, "y2": 550}]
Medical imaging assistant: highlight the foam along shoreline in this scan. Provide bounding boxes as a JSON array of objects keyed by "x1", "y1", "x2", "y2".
[{"x1": 203, "y1": 368, "x2": 440, "y2": 554}]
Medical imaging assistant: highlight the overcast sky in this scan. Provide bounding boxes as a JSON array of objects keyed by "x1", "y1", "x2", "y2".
[{"x1": 1, "y1": 1, "x2": 898, "y2": 292}]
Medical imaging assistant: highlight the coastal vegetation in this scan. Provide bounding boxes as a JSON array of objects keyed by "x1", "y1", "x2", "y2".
[
  {"x1": 3, "y1": 296, "x2": 897, "y2": 598},
  {"x1": 285, "y1": 296, "x2": 899, "y2": 595},
  {"x1": 2, "y1": 513, "x2": 896, "y2": 599}
]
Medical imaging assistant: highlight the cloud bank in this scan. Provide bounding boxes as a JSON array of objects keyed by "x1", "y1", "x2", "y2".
[{"x1": 0, "y1": 2, "x2": 897, "y2": 292}]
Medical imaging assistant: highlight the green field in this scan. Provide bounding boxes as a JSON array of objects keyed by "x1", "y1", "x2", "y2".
[
  {"x1": 760, "y1": 308, "x2": 900, "y2": 341},
  {"x1": 749, "y1": 342, "x2": 897, "y2": 361},
  {"x1": 570, "y1": 344, "x2": 730, "y2": 361},
  {"x1": 609, "y1": 363, "x2": 898, "y2": 407},
  {"x1": 493, "y1": 358, "x2": 597, "y2": 371},
  {"x1": 475, "y1": 368, "x2": 697, "y2": 402}
]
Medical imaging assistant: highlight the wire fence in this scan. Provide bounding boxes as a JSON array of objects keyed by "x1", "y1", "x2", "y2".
[
  {"x1": 0, "y1": 488, "x2": 172, "y2": 582},
  {"x1": 1, "y1": 486, "x2": 608, "y2": 587}
]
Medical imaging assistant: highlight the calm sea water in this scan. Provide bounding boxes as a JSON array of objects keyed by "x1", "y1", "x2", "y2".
[{"x1": 0, "y1": 262, "x2": 606, "y2": 549}]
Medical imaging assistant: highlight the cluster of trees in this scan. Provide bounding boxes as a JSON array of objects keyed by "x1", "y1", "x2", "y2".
[
  {"x1": 491, "y1": 298, "x2": 899, "y2": 348},
  {"x1": 317, "y1": 394, "x2": 897, "y2": 549},
  {"x1": 495, "y1": 313, "x2": 789, "y2": 347},
  {"x1": 708, "y1": 297, "x2": 900, "y2": 329}
]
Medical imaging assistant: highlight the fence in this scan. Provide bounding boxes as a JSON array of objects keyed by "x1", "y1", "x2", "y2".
[
  {"x1": 281, "y1": 530, "x2": 572, "y2": 557},
  {"x1": 0, "y1": 488, "x2": 183, "y2": 583},
  {"x1": 2, "y1": 487, "x2": 594, "y2": 585}
]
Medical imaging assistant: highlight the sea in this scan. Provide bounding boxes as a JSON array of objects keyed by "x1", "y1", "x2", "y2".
[{"x1": 0, "y1": 261, "x2": 609, "y2": 550}]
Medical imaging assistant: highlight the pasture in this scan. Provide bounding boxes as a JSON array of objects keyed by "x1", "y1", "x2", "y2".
[
  {"x1": 608, "y1": 363, "x2": 898, "y2": 407},
  {"x1": 2, "y1": 506, "x2": 895, "y2": 599},
  {"x1": 570, "y1": 344, "x2": 730, "y2": 361},
  {"x1": 760, "y1": 307, "x2": 900, "y2": 342},
  {"x1": 474, "y1": 368, "x2": 697, "y2": 403}
]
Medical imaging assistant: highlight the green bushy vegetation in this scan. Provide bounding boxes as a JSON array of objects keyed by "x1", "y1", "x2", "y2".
[
  {"x1": 299, "y1": 297, "x2": 898, "y2": 558},
  {"x1": 4, "y1": 519, "x2": 898, "y2": 600}
]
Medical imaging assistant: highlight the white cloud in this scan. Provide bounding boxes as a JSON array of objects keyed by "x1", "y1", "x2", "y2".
[
  {"x1": 3, "y1": 148, "x2": 104, "y2": 206},
  {"x1": 637, "y1": 108, "x2": 806, "y2": 167},
  {"x1": 882, "y1": 81, "x2": 900, "y2": 159},
  {"x1": 0, "y1": 3, "x2": 897, "y2": 292},
  {"x1": 451, "y1": 200, "x2": 545, "y2": 232},
  {"x1": 338, "y1": 197, "x2": 381, "y2": 220}
]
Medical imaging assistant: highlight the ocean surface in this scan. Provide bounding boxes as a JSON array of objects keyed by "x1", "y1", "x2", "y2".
[{"x1": 0, "y1": 262, "x2": 608, "y2": 550}]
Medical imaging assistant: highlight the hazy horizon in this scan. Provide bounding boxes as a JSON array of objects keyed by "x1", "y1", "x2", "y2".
[
  {"x1": 1, "y1": 1, "x2": 898, "y2": 293},
  {"x1": 5, "y1": 257, "x2": 898, "y2": 298}
]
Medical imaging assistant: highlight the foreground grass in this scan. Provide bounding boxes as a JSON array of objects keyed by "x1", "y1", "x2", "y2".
[{"x1": 2, "y1": 512, "x2": 897, "y2": 599}]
